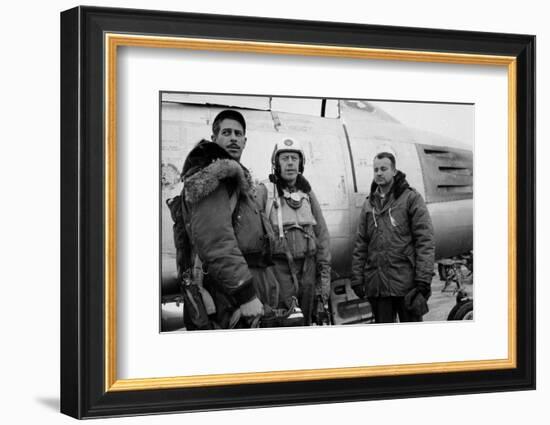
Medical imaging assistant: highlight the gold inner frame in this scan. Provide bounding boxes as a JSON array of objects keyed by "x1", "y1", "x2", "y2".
[{"x1": 104, "y1": 33, "x2": 517, "y2": 392}]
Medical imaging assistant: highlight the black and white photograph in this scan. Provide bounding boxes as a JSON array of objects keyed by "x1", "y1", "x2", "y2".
[
  {"x1": 160, "y1": 92, "x2": 474, "y2": 331},
  {"x1": 55, "y1": 3, "x2": 536, "y2": 421}
]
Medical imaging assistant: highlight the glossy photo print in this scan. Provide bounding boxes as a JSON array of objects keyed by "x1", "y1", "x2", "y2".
[{"x1": 159, "y1": 92, "x2": 474, "y2": 332}]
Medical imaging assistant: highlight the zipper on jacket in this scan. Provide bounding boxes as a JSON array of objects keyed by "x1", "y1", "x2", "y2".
[{"x1": 389, "y1": 207, "x2": 397, "y2": 227}]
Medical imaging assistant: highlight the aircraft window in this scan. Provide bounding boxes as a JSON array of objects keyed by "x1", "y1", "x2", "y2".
[{"x1": 417, "y1": 144, "x2": 473, "y2": 203}]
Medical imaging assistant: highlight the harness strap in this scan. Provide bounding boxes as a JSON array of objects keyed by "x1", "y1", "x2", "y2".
[
  {"x1": 264, "y1": 181, "x2": 286, "y2": 240},
  {"x1": 276, "y1": 197, "x2": 285, "y2": 239},
  {"x1": 281, "y1": 237, "x2": 300, "y2": 294},
  {"x1": 264, "y1": 181, "x2": 311, "y2": 295}
]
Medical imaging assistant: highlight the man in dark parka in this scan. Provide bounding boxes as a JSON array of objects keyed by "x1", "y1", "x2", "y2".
[{"x1": 351, "y1": 152, "x2": 435, "y2": 323}]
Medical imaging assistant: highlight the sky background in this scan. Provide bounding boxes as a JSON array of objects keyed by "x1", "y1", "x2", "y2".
[{"x1": 371, "y1": 101, "x2": 474, "y2": 147}]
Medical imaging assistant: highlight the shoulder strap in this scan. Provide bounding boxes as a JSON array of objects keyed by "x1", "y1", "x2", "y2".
[
  {"x1": 262, "y1": 181, "x2": 286, "y2": 239},
  {"x1": 262, "y1": 180, "x2": 276, "y2": 217}
]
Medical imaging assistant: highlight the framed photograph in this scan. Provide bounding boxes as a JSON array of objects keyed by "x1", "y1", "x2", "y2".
[{"x1": 60, "y1": 5, "x2": 535, "y2": 419}]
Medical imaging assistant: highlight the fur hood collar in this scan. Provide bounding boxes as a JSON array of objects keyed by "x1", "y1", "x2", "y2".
[{"x1": 182, "y1": 141, "x2": 253, "y2": 204}]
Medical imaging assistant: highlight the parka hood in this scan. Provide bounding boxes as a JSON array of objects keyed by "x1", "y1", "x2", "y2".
[{"x1": 369, "y1": 170, "x2": 411, "y2": 201}]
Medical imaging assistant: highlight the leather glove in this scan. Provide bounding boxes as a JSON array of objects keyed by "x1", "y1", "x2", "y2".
[
  {"x1": 404, "y1": 287, "x2": 429, "y2": 317},
  {"x1": 415, "y1": 280, "x2": 431, "y2": 299},
  {"x1": 239, "y1": 296, "x2": 264, "y2": 317}
]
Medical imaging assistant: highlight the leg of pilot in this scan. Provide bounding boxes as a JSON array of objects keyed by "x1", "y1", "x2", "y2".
[{"x1": 369, "y1": 297, "x2": 397, "y2": 323}]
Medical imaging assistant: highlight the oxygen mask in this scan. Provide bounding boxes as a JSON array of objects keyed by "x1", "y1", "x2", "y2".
[{"x1": 283, "y1": 188, "x2": 307, "y2": 209}]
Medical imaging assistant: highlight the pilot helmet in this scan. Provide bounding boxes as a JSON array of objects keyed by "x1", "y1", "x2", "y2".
[{"x1": 271, "y1": 137, "x2": 306, "y2": 173}]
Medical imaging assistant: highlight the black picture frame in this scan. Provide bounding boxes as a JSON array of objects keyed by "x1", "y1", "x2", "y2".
[{"x1": 60, "y1": 5, "x2": 535, "y2": 419}]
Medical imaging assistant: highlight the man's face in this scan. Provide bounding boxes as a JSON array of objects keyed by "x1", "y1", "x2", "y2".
[
  {"x1": 211, "y1": 118, "x2": 247, "y2": 161},
  {"x1": 373, "y1": 157, "x2": 396, "y2": 188},
  {"x1": 278, "y1": 151, "x2": 301, "y2": 184}
]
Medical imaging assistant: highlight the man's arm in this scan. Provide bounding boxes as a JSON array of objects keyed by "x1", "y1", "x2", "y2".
[
  {"x1": 408, "y1": 191, "x2": 436, "y2": 289},
  {"x1": 351, "y1": 200, "x2": 370, "y2": 293},
  {"x1": 309, "y1": 191, "x2": 331, "y2": 300},
  {"x1": 254, "y1": 182, "x2": 268, "y2": 212},
  {"x1": 190, "y1": 183, "x2": 258, "y2": 307}
]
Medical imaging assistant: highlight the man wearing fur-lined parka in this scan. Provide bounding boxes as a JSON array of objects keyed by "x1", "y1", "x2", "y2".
[
  {"x1": 176, "y1": 110, "x2": 279, "y2": 329},
  {"x1": 351, "y1": 152, "x2": 435, "y2": 323}
]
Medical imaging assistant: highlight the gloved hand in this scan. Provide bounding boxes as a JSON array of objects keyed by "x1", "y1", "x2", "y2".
[
  {"x1": 239, "y1": 296, "x2": 264, "y2": 317},
  {"x1": 415, "y1": 280, "x2": 431, "y2": 299},
  {"x1": 404, "y1": 287, "x2": 429, "y2": 317}
]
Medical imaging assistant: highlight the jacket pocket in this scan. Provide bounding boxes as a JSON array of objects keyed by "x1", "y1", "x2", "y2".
[
  {"x1": 234, "y1": 201, "x2": 265, "y2": 255},
  {"x1": 387, "y1": 251, "x2": 415, "y2": 295}
]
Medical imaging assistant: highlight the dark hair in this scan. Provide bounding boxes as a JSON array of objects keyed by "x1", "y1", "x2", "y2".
[
  {"x1": 212, "y1": 109, "x2": 246, "y2": 136},
  {"x1": 374, "y1": 152, "x2": 396, "y2": 168}
]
